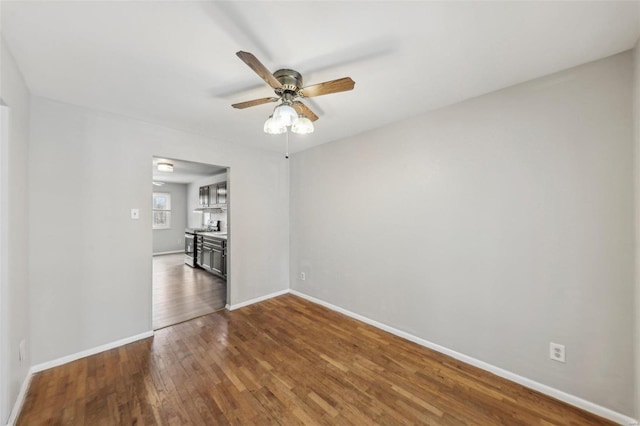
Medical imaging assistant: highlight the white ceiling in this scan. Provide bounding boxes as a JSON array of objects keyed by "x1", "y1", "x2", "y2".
[{"x1": 2, "y1": 1, "x2": 639, "y2": 154}]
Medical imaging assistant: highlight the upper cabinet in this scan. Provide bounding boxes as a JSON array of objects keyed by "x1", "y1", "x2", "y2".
[
  {"x1": 215, "y1": 182, "x2": 227, "y2": 205},
  {"x1": 198, "y1": 185, "x2": 210, "y2": 207},
  {"x1": 199, "y1": 181, "x2": 227, "y2": 207}
]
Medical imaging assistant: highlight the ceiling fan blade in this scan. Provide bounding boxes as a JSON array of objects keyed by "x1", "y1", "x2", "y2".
[
  {"x1": 293, "y1": 101, "x2": 319, "y2": 122},
  {"x1": 300, "y1": 77, "x2": 355, "y2": 98},
  {"x1": 236, "y1": 51, "x2": 283, "y2": 90},
  {"x1": 231, "y1": 97, "x2": 279, "y2": 109}
]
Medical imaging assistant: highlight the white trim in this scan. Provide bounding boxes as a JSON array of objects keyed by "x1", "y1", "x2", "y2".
[
  {"x1": 227, "y1": 289, "x2": 289, "y2": 311},
  {"x1": 0, "y1": 105, "x2": 9, "y2": 425},
  {"x1": 152, "y1": 192, "x2": 171, "y2": 229},
  {"x1": 152, "y1": 250, "x2": 184, "y2": 256},
  {"x1": 289, "y1": 290, "x2": 638, "y2": 426},
  {"x1": 4, "y1": 330, "x2": 154, "y2": 425},
  {"x1": 5, "y1": 370, "x2": 30, "y2": 426},
  {"x1": 30, "y1": 331, "x2": 153, "y2": 374}
]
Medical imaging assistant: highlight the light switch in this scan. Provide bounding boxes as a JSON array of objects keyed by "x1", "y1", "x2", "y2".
[{"x1": 131, "y1": 208, "x2": 140, "y2": 219}]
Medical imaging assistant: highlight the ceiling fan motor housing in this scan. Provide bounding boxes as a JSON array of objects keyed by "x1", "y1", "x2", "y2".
[{"x1": 274, "y1": 69, "x2": 303, "y2": 95}]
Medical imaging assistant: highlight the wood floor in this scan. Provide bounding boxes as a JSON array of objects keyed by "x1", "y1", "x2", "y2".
[
  {"x1": 153, "y1": 253, "x2": 226, "y2": 330},
  {"x1": 17, "y1": 294, "x2": 614, "y2": 425}
]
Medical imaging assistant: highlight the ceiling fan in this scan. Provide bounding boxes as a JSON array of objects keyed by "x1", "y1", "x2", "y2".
[{"x1": 231, "y1": 51, "x2": 355, "y2": 135}]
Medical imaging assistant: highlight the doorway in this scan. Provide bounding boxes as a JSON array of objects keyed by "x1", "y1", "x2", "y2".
[{"x1": 151, "y1": 157, "x2": 229, "y2": 330}]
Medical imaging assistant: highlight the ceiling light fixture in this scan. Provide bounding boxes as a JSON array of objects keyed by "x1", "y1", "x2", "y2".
[
  {"x1": 264, "y1": 103, "x2": 314, "y2": 136},
  {"x1": 264, "y1": 115, "x2": 286, "y2": 134},
  {"x1": 272, "y1": 103, "x2": 298, "y2": 127},
  {"x1": 231, "y1": 51, "x2": 355, "y2": 139},
  {"x1": 157, "y1": 162, "x2": 173, "y2": 173},
  {"x1": 291, "y1": 115, "x2": 314, "y2": 135}
]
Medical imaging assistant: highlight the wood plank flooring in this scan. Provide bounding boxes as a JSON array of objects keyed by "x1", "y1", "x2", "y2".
[
  {"x1": 153, "y1": 253, "x2": 226, "y2": 330},
  {"x1": 17, "y1": 294, "x2": 614, "y2": 425}
]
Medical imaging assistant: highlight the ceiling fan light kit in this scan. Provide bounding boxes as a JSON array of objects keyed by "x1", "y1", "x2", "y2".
[
  {"x1": 231, "y1": 51, "x2": 355, "y2": 137},
  {"x1": 273, "y1": 103, "x2": 298, "y2": 127},
  {"x1": 264, "y1": 115, "x2": 286, "y2": 134},
  {"x1": 291, "y1": 116, "x2": 314, "y2": 135}
]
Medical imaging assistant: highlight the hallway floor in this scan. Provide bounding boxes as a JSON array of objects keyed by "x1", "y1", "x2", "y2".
[{"x1": 153, "y1": 253, "x2": 226, "y2": 329}]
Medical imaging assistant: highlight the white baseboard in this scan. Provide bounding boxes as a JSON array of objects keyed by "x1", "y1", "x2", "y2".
[
  {"x1": 152, "y1": 250, "x2": 183, "y2": 256},
  {"x1": 227, "y1": 289, "x2": 289, "y2": 311},
  {"x1": 30, "y1": 330, "x2": 154, "y2": 374},
  {"x1": 289, "y1": 290, "x2": 638, "y2": 426},
  {"x1": 5, "y1": 371, "x2": 32, "y2": 426},
  {"x1": 5, "y1": 330, "x2": 154, "y2": 425}
]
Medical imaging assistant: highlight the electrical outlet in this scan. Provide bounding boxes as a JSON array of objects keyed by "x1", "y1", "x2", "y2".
[
  {"x1": 131, "y1": 208, "x2": 140, "y2": 219},
  {"x1": 300, "y1": 272, "x2": 306, "y2": 281},
  {"x1": 549, "y1": 342, "x2": 565, "y2": 363}
]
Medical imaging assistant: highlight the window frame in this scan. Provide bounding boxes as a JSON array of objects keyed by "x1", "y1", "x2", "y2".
[{"x1": 152, "y1": 192, "x2": 172, "y2": 229}]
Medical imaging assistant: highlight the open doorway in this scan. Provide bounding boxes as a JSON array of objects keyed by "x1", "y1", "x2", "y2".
[{"x1": 151, "y1": 157, "x2": 229, "y2": 330}]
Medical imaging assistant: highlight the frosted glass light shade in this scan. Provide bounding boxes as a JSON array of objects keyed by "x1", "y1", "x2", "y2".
[
  {"x1": 264, "y1": 116, "x2": 286, "y2": 134},
  {"x1": 291, "y1": 116, "x2": 314, "y2": 134},
  {"x1": 273, "y1": 104, "x2": 298, "y2": 127},
  {"x1": 157, "y1": 162, "x2": 173, "y2": 172}
]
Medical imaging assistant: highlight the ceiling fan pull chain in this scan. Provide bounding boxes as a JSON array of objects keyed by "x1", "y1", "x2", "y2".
[{"x1": 286, "y1": 131, "x2": 290, "y2": 159}]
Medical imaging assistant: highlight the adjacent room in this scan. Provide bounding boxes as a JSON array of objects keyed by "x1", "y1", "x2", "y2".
[
  {"x1": 1, "y1": 1, "x2": 639, "y2": 425},
  {"x1": 151, "y1": 157, "x2": 229, "y2": 330}
]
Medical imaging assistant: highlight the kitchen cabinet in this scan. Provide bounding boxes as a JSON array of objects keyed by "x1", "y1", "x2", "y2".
[
  {"x1": 215, "y1": 182, "x2": 227, "y2": 205},
  {"x1": 202, "y1": 247, "x2": 212, "y2": 270},
  {"x1": 199, "y1": 235, "x2": 226, "y2": 278},
  {"x1": 210, "y1": 246, "x2": 225, "y2": 276},
  {"x1": 195, "y1": 235, "x2": 204, "y2": 266},
  {"x1": 198, "y1": 186, "x2": 210, "y2": 207},
  {"x1": 200, "y1": 181, "x2": 227, "y2": 207}
]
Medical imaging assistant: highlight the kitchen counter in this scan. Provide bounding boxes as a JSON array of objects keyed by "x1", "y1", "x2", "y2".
[{"x1": 197, "y1": 232, "x2": 227, "y2": 240}]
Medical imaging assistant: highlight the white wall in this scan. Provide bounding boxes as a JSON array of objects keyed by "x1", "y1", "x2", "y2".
[
  {"x1": 290, "y1": 52, "x2": 635, "y2": 416},
  {"x1": 187, "y1": 172, "x2": 228, "y2": 230},
  {"x1": 633, "y1": 36, "x2": 640, "y2": 421},
  {"x1": 0, "y1": 38, "x2": 31, "y2": 423},
  {"x1": 28, "y1": 98, "x2": 289, "y2": 365},
  {"x1": 152, "y1": 182, "x2": 188, "y2": 254}
]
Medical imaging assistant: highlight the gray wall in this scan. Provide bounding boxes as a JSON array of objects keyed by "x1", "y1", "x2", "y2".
[
  {"x1": 28, "y1": 97, "x2": 290, "y2": 365},
  {"x1": 0, "y1": 38, "x2": 31, "y2": 423},
  {"x1": 290, "y1": 52, "x2": 635, "y2": 416},
  {"x1": 152, "y1": 182, "x2": 188, "y2": 254}
]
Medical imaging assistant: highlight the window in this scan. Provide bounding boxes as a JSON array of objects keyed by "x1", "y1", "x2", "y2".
[{"x1": 152, "y1": 192, "x2": 171, "y2": 229}]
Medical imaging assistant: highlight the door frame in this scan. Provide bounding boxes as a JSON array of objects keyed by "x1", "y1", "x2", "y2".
[
  {"x1": 149, "y1": 156, "x2": 231, "y2": 330},
  {"x1": 0, "y1": 104, "x2": 10, "y2": 423}
]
